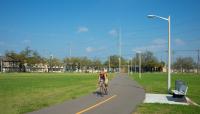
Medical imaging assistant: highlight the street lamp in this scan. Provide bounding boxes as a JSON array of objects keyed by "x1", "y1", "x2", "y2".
[
  {"x1": 50, "y1": 54, "x2": 53, "y2": 72},
  {"x1": 128, "y1": 59, "x2": 130, "y2": 75},
  {"x1": 137, "y1": 51, "x2": 142, "y2": 79},
  {"x1": 130, "y1": 58, "x2": 133, "y2": 75},
  {"x1": 118, "y1": 28, "x2": 122, "y2": 73},
  {"x1": 147, "y1": 14, "x2": 171, "y2": 93},
  {"x1": 134, "y1": 50, "x2": 142, "y2": 79}
]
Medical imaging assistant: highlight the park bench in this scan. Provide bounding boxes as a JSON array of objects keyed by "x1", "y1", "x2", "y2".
[{"x1": 172, "y1": 80, "x2": 188, "y2": 98}]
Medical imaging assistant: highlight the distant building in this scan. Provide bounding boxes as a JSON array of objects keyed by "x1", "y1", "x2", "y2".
[
  {"x1": 0, "y1": 56, "x2": 21, "y2": 72},
  {"x1": 162, "y1": 66, "x2": 167, "y2": 72},
  {"x1": 0, "y1": 56, "x2": 64, "y2": 73},
  {"x1": 48, "y1": 66, "x2": 64, "y2": 72},
  {"x1": 25, "y1": 63, "x2": 48, "y2": 72}
]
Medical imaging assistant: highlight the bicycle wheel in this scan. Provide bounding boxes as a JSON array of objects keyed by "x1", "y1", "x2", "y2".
[
  {"x1": 99, "y1": 81, "x2": 104, "y2": 96},
  {"x1": 104, "y1": 85, "x2": 108, "y2": 95}
]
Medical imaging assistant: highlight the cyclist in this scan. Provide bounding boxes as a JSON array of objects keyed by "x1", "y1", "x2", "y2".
[{"x1": 98, "y1": 70, "x2": 108, "y2": 94}]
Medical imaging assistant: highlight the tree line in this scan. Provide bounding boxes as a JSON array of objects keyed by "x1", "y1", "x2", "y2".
[
  {"x1": 2, "y1": 47, "x2": 197, "y2": 73},
  {"x1": 172, "y1": 57, "x2": 197, "y2": 73}
]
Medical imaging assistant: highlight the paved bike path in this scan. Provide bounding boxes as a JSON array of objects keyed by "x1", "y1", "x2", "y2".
[{"x1": 28, "y1": 73, "x2": 145, "y2": 114}]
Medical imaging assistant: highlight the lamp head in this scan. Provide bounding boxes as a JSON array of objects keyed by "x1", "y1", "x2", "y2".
[{"x1": 147, "y1": 15, "x2": 155, "y2": 18}]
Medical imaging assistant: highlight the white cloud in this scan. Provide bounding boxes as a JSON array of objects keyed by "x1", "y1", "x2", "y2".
[
  {"x1": 109, "y1": 29, "x2": 118, "y2": 37},
  {"x1": 175, "y1": 38, "x2": 185, "y2": 45},
  {"x1": 77, "y1": 26, "x2": 88, "y2": 33},
  {"x1": 86, "y1": 47, "x2": 94, "y2": 53},
  {"x1": 132, "y1": 38, "x2": 167, "y2": 52}
]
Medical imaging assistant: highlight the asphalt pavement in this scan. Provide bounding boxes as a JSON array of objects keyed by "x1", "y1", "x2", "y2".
[{"x1": 27, "y1": 73, "x2": 145, "y2": 114}]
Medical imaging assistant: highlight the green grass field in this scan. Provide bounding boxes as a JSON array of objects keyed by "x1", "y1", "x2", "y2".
[
  {"x1": 131, "y1": 73, "x2": 200, "y2": 114},
  {"x1": 0, "y1": 73, "x2": 114, "y2": 114},
  {"x1": 1, "y1": 72, "x2": 199, "y2": 114}
]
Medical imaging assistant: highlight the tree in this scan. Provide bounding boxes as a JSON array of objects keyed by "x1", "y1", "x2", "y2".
[
  {"x1": 49, "y1": 58, "x2": 63, "y2": 67},
  {"x1": 4, "y1": 50, "x2": 25, "y2": 72},
  {"x1": 104, "y1": 55, "x2": 126, "y2": 72},
  {"x1": 16, "y1": 47, "x2": 46, "y2": 66},
  {"x1": 132, "y1": 51, "x2": 163, "y2": 72},
  {"x1": 92, "y1": 59, "x2": 102, "y2": 70},
  {"x1": 5, "y1": 47, "x2": 47, "y2": 72},
  {"x1": 63, "y1": 57, "x2": 92, "y2": 72},
  {"x1": 5, "y1": 50, "x2": 21, "y2": 60},
  {"x1": 63, "y1": 57, "x2": 105, "y2": 72},
  {"x1": 173, "y1": 57, "x2": 195, "y2": 73}
]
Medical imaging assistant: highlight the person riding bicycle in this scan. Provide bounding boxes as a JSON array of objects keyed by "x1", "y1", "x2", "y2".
[
  {"x1": 98, "y1": 70, "x2": 108, "y2": 95},
  {"x1": 98, "y1": 70, "x2": 108, "y2": 88}
]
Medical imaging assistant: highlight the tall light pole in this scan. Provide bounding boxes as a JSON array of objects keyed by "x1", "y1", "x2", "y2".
[
  {"x1": 148, "y1": 14, "x2": 171, "y2": 93},
  {"x1": 68, "y1": 42, "x2": 72, "y2": 72},
  {"x1": 50, "y1": 54, "x2": 53, "y2": 72},
  {"x1": 118, "y1": 28, "x2": 122, "y2": 73},
  {"x1": 109, "y1": 56, "x2": 111, "y2": 72},
  {"x1": 128, "y1": 59, "x2": 130, "y2": 75},
  {"x1": 131, "y1": 58, "x2": 133, "y2": 75},
  {"x1": 134, "y1": 60, "x2": 136, "y2": 73},
  {"x1": 137, "y1": 51, "x2": 142, "y2": 79},
  {"x1": 134, "y1": 51, "x2": 142, "y2": 78}
]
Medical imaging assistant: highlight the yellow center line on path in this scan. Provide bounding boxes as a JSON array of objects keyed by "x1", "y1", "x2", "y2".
[{"x1": 76, "y1": 95, "x2": 117, "y2": 114}]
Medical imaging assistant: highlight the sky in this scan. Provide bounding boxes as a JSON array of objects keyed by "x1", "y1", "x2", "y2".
[{"x1": 0, "y1": 0, "x2": 200, "y2": 61}]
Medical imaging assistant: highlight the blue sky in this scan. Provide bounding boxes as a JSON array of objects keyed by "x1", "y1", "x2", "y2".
[{"x1": 0, "y1": 0, "x2": 200, "y2": 61}]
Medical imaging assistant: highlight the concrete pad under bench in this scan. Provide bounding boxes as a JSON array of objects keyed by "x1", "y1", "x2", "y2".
[{"x1": 144, "y1": 93, "x2": 189, "y2": 105}]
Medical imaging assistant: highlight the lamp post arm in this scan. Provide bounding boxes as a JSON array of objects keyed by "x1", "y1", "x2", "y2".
[
  {"x1": 148, "y1": 15, "x2": 168, "y2": 21},
  {"x1": 155, "y1": 15, "x2": 168, "y2": 21}
]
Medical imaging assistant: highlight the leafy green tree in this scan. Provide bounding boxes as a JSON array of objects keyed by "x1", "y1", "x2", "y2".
[
  {"x1": 5, "y1": 50, "x2": 21, "y2": 60},
  {"x1": 92, "y1": 59, "x2": 102, "y2": 70},
  {"x1": 5, "y1": 47, "x2": 47, "y2": 72},
  {"x1": 104, "y1": 55, "x2": 126, "y2": 71},
  {"x1": 63, "y1": 57, "x2": 104, "y2": 72},
  {"x1": 173, "y1": 57, "x2": 195, "y2": 73},
  {"x1": 132, "y1": 51, "x2": 163, "y2": 72}
]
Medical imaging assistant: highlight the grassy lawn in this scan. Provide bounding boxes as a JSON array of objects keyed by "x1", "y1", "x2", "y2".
[
  {"x1": 131, "y1": 73, "x2": 200, "y2": 114},
  {"x1": 0, "y1": 73, "x2": 115, "y2": 114}
]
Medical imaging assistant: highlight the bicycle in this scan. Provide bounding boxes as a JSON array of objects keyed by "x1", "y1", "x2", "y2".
[{"x1": 99, "y1": 79, "x2": 108, "y2": 96}]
